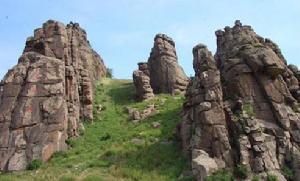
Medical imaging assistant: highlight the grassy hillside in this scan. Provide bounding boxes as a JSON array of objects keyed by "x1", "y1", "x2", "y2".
[{"x1": 0, "y1": 79, "x2": 193, "y2": 181}]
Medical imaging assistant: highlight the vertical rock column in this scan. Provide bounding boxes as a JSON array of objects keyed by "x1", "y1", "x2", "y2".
[
  {"x1": 179, "y1": 44, "x2": 234, "y2": 181},
  {"x1": 133, "y1": 62, "x2": 154, "y2": 101},
  {"x1": 147, "y1": 34, "x2": 189, "y2": 94}
]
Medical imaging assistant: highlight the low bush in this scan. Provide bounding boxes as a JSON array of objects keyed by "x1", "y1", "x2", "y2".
[
  {"x1": 27, "y1": 159, "x2": 42, "y2": 170},
  {"x1": 233, "y1": 164, "x2": 248, "y2": 179},
  {"x1": 267, "y1": 174, "x2": 278, "y2": 181}
]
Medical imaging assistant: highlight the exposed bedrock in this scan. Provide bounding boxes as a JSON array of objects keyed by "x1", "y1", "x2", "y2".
[
  {"x1": 178, "y1": 20, "x2": 300, "y2": 180},
  {"x1": 0, "y1": 20, "x2": 106, "y2": 171},
  {"x1": 133, "y1": 34, "x2": 189, "y2": 100}
]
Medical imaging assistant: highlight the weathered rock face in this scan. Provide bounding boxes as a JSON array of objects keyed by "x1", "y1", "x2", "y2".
[
  {"x1": 132, "y1": 62, "x2": 154, "y2": 101},
  {"x1": 0, "y1": 20, "x2": 106, "y2": 171},
  {"x1": 133, "y1": 34, "x2": 189, "y2": 100},
  {"x1": 148, "y1": 34, "x2": 189, "y2": 94},
  {"x1": 178, "y1": 21, "x2": 300, "y2": 180},
  {"x1": 178, "y1": 44, "x2": 234, "y2": 180}
]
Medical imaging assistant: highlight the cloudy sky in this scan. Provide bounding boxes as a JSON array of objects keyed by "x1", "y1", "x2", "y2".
[{"x1": 0, "y1": 0, "x2": 299, "y2": 78}]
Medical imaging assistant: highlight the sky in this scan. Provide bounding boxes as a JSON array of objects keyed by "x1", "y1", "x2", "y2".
[{"x1": 0, "y1": 0, "x2": 299, "y2": 79}]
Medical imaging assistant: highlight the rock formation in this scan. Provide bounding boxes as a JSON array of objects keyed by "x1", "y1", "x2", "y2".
[
  {"x1": 178, "y1": 20, "x2": 300, "y2": 180},
  {"x1": 132, "y1": 62, "x2": 154, "y2": 100},
  {"x1": 0, "y1": 20, "x2": 106, "y2": 171},
  {"x1": 133, "y1": 34, "x2": 189, "y2": 100}
]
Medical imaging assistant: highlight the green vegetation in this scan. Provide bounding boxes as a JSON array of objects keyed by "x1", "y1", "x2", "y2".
[
  {"x1": 244, "y1": 102, "x2": 255, "y2": 117},
  {"x1": 282, "y1": 165, "x2": 294, "y2": 180},
  {"x1": 106, "y1": 68, "x2": 113, "y2": 78},
  {"x1": 27, "y1": 160, "x2": 43, "y2": 171},
  {"x1": 0, "y1": 79, "x2": 191, "y2": 181},
  {"x1": 267, "y1": 174, "x2": 278, "y2": 181},
  {"x1": 253, "y1": 43, "x2": 264, "y2": 48},
  {"x1": 251, "y1": 175, "x2": 260, "y2": 181},
  {"x1": 205, "y1": 169, "x2": 234, "y2": 181},
  {"x1": 233, "y1": 164, "x2": 248, "y2": 179}
]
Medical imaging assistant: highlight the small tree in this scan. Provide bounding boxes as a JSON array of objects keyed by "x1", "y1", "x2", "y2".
[{"x1": 106, "y1": 68, "x2": 113, "y2": 78}]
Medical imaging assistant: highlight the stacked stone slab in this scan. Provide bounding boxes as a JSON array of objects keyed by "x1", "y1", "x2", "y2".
[
  {"x1": 0, "y1": 20, "x2": 106, "y2": 171},
  {"x1": 178, "y1": 21, "x2": 300, "y2": 180},
  {"x1": 178, "y1": 44, "x2": 234, "y2": 180},
  {"x1": 132, "y1": 62, "x2": 154, "y2": 101},
  {"x1": 133, "y1": 34, "x2": 189, "y2": 100}
]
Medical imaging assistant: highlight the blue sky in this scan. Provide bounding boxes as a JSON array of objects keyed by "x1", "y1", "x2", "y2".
[{"x1": 0, "y1": 0, "x2": 299, "y2": 79}]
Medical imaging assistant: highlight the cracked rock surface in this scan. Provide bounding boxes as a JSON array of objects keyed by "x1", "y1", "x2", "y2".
[
  {"x1": 178, "y1": 21, "x2": 300, "y2": 180},
  {"x1": 0, "y1": 20, "x2": 106, "y2": 171},
  {"x1": 133, "y1": 34, "x2": 189, "y2": 100}
]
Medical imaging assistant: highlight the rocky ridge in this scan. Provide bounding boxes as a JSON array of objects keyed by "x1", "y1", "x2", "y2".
[
  {"x1": 133, "y1": 34, "x2": 189, "y2": 100},
  {"x1": 178, "y1": 21, "x2": 300, "y2": 180},
  {"x1": 0, "y1": 20, "x2": 106, "y2": 171}
]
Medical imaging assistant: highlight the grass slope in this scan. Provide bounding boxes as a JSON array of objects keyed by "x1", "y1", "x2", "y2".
[{"x1": 0, "y1": 79, "x2": 193, "y2": 181}]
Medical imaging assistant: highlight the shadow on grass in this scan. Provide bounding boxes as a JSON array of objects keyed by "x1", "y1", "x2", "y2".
[{"x1": 107, "y1": 81, "x2": 136, "y2": 106}]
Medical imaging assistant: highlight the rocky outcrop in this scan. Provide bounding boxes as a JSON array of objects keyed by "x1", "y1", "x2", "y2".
[
  {"x1": 127, "y1": 104, "x2": 157, "y2": 123},
  {"x1": 0, "y1": 20, "x2": 106, "y2": 171},
  {"x1": 132, "y1": 62, "x2": 154, "y2": 101},
  {"x1": 178, "y1": 44, "x2": 234, "y2": 180},
  {"x1": 148, "y1": 34, "x2": 189, "y2": 94},
  {"x1": 133, "y1": 34, "x2": 189, "y2": 100},
  {"x1": 178, "y1": 20, "x2": 300, "y2": 180}
]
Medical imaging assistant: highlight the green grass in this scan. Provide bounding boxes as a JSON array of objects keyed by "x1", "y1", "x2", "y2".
[
  {"x1": 205, "y1": 169, "x2": 234, "y2": 181},
  {"x1": 0, "y1": 78, "x2": 191, "y2": 181},
  {"x1": 282, "y1": 165, "x2": 294, "y2": 180}
]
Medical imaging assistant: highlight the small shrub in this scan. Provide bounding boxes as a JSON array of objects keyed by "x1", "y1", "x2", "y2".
[
  {"x1": 282, "y1": 166, "x2": 294, "y2": 180},
  {"x1": 106, "y1": 68, "x2": 113, "y2": 78},
  {"x1": 244, "y1": 102, "x2": 255, "y2": 117},
  {"x1": 174, "y1": 90, "x2": 182, "y2": 96},
  {"x1": 233, "y1": 164, "x2": 248, "y2": 179},
  {"x1": 254, "y1": 43, "x2": 264, "y2": 48},
  {"x1": 205, "y1": 169, "x2": 234, "y2": 181},
  {"x1": 65, "y1": 164, "x2": 73, "y2": 168},
  {"x1": 99, "y1": 133, "x2": 111, "y2": 141},
  {"x1": 27, "y1": 159, "x2": 42, "y2": 170},
  {"x1": 267, "y1": 174, "x2": 278, "y2": 181},
  {"x1": 65, "y1": 139, "x2": 76, "y2": 148}
]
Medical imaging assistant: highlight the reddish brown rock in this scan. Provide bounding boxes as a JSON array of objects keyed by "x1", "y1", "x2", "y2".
[
  {"x1": 148, "y1": 34, "x2": 189, "y2": 94},
  {"x1": 178, "y1": 21, "x2": 300, "y2": 180},
  {"x1": 0, "y1": 20, "x2": 106, "y2": 171},
  {"x1": 178, "y1": 44, "x2": 234, "y2": 180},
  {"x1": 132, "y1": 34, "x2": 189, "y2": 100},
  {"x1": 133, "y1": 62, "x2": 154, "y2": 101}
]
